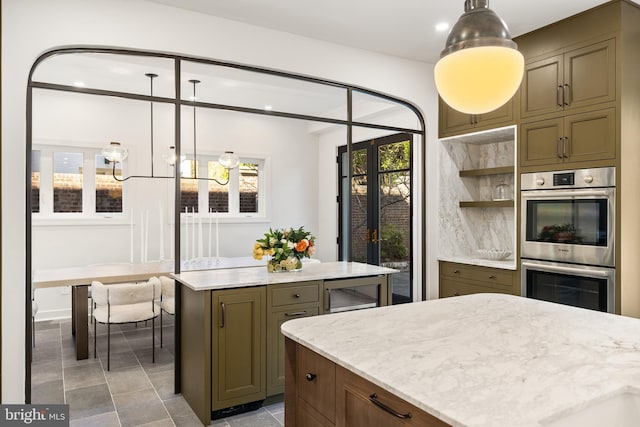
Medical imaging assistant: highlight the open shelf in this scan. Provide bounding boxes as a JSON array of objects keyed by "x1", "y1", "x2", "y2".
[
  {"x1": 459, "y1": 200, "x2": 514, "y2": 208},
  {"x1": 459, "y1": 166, "x2": 514, "y2": 177}
]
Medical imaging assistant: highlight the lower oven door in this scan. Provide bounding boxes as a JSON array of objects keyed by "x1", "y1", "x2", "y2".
[{"x1": 521, "y1": 260, "x2": 615, "y2": 313}]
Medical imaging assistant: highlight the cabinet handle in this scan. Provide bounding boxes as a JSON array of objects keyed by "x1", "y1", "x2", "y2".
[
  {"x1": 220, "y1": 302, "x2": 225, "y2": 328},
  {"x1": 469, "y1": 115, "x2": 474, "y2": 125},
  {"x1": 563, "y1": 136, "x2": 569, "y2": 159},
  {"x1": 563, "y1": 84, "x2": 571, "y2": 106},
  {"x1": 369, "y1": 393, "x2": 412, "y2": 419},
  {"x1": 488, "y1": 275, "x2": 496, "y2": 279},
  {"x1": 557, "y1": 85, "x2": 563, "y2": 107},
  {"x1": 294, "y1": 293, "x2": 301, "y2": 298},
  {"x1": 453, "y1": 292, "x2": 461, "y2": 296},
  {"x1": 285, "y1": 311, "x2": 307, "y2": 317},
  {"x1": 305, "y1": 373, "x2": 316, "y2": 381},
  {"x1": 453, "y1": 270, "x2": 460, "y2": 274},
  {"x1": 557, "y1": 137, "x2": 563, "y2": 159}
]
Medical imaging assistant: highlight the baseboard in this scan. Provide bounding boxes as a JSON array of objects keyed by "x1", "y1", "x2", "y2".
[{"x1": 35, "y1": 309, "x2": 72, "y2": 321}]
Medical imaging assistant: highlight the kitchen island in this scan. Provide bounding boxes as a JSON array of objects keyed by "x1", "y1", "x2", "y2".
[
  {"x1": 282, "y1": 293, "x2": 640, "y2": 427},
  {"x1": 172, "y1": 261, "x2": 396, "y2": 425}
]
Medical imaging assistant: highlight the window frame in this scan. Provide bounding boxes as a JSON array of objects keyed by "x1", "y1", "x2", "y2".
[
  {"x1": 180, "y1": 152, "x2": 268, "y2": 220},
  {"x1": 32, "y1": 143, "x2": 128, "y2": 222}
]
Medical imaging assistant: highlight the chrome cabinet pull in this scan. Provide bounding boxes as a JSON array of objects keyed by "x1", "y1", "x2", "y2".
[
  {"x1": 563, "y1": 136, "x2": 569, "y2": 159},
  {"x1": 305, "y1": 373, "x2": 316, "y2": 381},
  {"x1": 285, "y1": 311, "x2": 307, "y2": 317},
  {"x1": 557, "y1": 85, "x2": 563, "y2": 107},
  {"x1": 369, "y1": 393, "x2": 412, "y2": 419},
  {"x1": 220, "y1": 302, "x2": 225, "y2": 328},
  {"x1": 563, "y1": 84, "x2": 571, "y2": 106},
  {"x1": 557, "y1": 137, "x2": 563, "y2": 159},
  {"x1": 488, "y1": 275, "x2": 496, "y2": 279},
  {"x1": 453, "y1": 270, "x2": 460, "y2": 274},
  {"x1": 294, "y1": 293, "x2": 300, "y2": 298},
  {"x1": 453, "y1": 292, "x2": 461, "y2": 296}
]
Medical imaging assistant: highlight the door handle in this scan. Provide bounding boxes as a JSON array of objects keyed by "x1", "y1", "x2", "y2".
[
  {"x1": 366, "y1": 228, "x2": 371, "y2": 243},
  {"x1": 557, "y1": 137, "x2": 563, "y2": 159},
  {"x1": 563, "y1": 84, "x2": 571, "y2": 106},
  {"x1": 220, "y1": 302, "x2": 225, "y2": 328},
  {"x1": 372, "y1": 229, "x2": 378, "y2": 244},
  {"x1": 557, "y1": 85, "x2": 563, "y2": 107}
]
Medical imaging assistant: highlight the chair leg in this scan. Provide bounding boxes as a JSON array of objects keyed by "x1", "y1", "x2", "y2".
[
  {"x1": 93, "y1": 318, "x2": 97, "y2": 359},
  {"x1": 32, "y1": 316, "x2": 35, "y2": 347},
  {"x1": 152, "y1": 316, "x2": 155, "y2": 364},
  {"x1": 107, "y1": 322, "x2": 111, "y2": 371},
  {"x1": 160, "y1": 309, "x2": 163, "y2": 348}
]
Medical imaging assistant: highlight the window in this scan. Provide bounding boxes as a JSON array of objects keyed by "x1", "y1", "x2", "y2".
[
  {"x1": 32, "y1": 146, "x2": 125, "y2": 216},
  {"x1": 180, "y1": 154, "x2": 266, "y2": 217}
]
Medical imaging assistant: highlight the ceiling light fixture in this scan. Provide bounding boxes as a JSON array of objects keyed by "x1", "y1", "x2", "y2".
[
  {"x1": 434, "y1": 0, "x2": 524, "y2": 115},
  {"x1": 103, "y1": 73, "x2": 175, "y2": 181},
  {"x1": 187, "y1": 79, "x2": 239, "y2": 185}
]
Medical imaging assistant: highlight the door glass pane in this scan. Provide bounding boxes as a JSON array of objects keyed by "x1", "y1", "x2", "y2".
[
  {"x1": 378, "y1": 140, "x2": 411, "y2": 304},
  {"x1": 181, "y1": 159, "x2": 198, "y2": 213},
  {"x1": 351, "y1": 148, "x2": 368, "y2": 263},
  {"x1": 53, "y1": 151, "x2": 83, "y2": 213},
  {"x1": 208, "y1": 160, "x2": 229, "y2": 213},
  {"x1": 31, "y1": 151, "x2": 41, "y2": 213},
  {"x1": 239, "y1": 162, "x2": 258, "y2": 213},
  {"x1": 95, "y1": 154, "x2": 122, "y2": 213}
]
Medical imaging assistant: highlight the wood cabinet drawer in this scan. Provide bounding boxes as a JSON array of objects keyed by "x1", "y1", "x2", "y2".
[
  {"x1": 440, "y1": 278, "x2": 514, "y2": 298},
  {"x1": 336, "y1": 366, "x2": 450, "y2": 427},
  {"x1": 440, "y1": 262, "x2": 513, "y2": 288},
  {"x1": 297, "y1": 344, "x2": 336, "y2": 424},
  {"x1": 271, "y1": 282, "x2": 320, "y2": 307}
]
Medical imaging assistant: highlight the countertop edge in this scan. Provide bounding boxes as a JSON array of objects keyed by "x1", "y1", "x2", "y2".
[{"x1": 437, "y1": 255, "x2": 517, "y2": 270}]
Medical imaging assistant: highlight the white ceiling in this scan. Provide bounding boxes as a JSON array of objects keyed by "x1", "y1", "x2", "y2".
[{"x1": 146, "y1": 0, "x2": 629, "y2": 63}]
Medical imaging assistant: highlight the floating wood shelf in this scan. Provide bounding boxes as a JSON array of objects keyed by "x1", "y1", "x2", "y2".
[
  {"x1": 459, "y1": 166, "x2": 515, "y2": 177},
  {"x1": 459, "y1": 200, "x2": 514, "y2": 208}
]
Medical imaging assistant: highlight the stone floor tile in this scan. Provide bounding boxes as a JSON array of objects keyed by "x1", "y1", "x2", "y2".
[
  {"x1": 31, "y1": 379, "x2": 65, "y2": 404},
  {"x1": 105, "y1": 365, "x2": 152, "y2": 395},
  {"x1": 31, "y1": 358, "x2": 63, "y2": 385},
  {"x1": 225, "y1": 408, "x2": 282, "y2": 427},
  {"x1": 112, "y1": 387, "x2": 170, "y2": 427},
  {"x1": 66, "y1": 383, "x2": 115, "y2": 420},
  {"x1": 147, "y1": 370, "x2": 177, "y2": 400},
  {"x1": 64, "y1": 359, "x2": 106, "y2": 390},
  {"x1": 69, "y1": 411, "x2": 120, "y2": 427},
  {"x1": 163, "y1": 396, "x2": 207, "y2": 427},
  {"x1": 98, "y1": 348, "x2": 140, "y2": 371}
]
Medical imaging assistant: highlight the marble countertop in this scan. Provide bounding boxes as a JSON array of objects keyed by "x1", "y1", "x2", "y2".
[
  {"x1": 281, "y1": 293, "x2": 640, "y2": 427},
  {"x1": 172, "y1": 261, "x2": 396, "y2": 291},
  {"x1": 438, "y1": 255, "x2": 517, "y2": 270}
]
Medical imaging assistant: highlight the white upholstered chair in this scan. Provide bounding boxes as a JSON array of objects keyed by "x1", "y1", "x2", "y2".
[
  {"x1": 158, "y1": 276, "x2": 175, "y2": 347},
  {"x1": 91, "y1": 277, "x2": 160, "y2": 370}
]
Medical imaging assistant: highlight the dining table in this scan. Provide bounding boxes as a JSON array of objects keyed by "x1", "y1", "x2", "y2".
[{"x1": 32, "y1": 257, "x2": 265, "y2": 359}]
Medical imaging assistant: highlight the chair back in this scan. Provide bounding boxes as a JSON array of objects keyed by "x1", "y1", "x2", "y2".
[
  {"x1": 92, "y1": 277, "x2": 160, "y2": 306},
  {"x1": 159, "y1": 276, "x2": 175, "y2": 298}
]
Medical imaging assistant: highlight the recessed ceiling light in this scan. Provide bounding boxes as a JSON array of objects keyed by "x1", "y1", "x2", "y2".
[
  {"x1": 435, "y1": 22, "x2": 450, "y2": 32},
  {"x1": 264, "y1": 105, "x2": 273, "y2": 111},
  {"x1": 73, "y1": 81, "x2": 85, "y2": 87}
]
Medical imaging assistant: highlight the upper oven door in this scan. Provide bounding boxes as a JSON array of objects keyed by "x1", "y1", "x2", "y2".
[{"x1": 521, "y1": 187, "x2": 615, "y2": 267}]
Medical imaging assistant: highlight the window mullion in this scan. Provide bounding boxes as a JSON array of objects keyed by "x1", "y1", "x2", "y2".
[
  {"x1": 40, "y1": 150, "x2": 54, "y2": 215},
  {"x1": 228, "y1": 166, "x2": 240, "y2": 214},
  {"x1": 84, "y1": 151, "x2": 96, "y2": 215}
]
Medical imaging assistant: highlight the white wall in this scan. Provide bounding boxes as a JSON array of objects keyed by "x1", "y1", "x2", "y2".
[{"x1": 1, "y1": 0, "x2": 439, "y2": 401}]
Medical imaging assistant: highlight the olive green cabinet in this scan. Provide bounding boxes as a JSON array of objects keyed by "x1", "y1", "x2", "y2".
[
  {"x1": 438, "y1": 97, "x2": 514, "y2": 138},
  {"x1": 520, "y1": 38, "x2": 615, "y2": 119},
  {"x1": 211, "y1": 287, "x2": 266, "y2": 411},
  {"x1": 439, "y1": 261, "x2": 517, "y2": 297},
  {"x1": 267, "y1": 281, "x2": 321, "y2": 396},
  {"x1": 519, "y1": 108, "x2": 616, "y2": 168}
]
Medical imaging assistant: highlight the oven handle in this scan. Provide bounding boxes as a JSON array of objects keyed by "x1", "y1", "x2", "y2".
[
  {"x1": 521, "y1": 189, "x2": 612, "y2": 199},
  {"x1": 522, "y1": 262, "x2": 611, "y2": 278}
]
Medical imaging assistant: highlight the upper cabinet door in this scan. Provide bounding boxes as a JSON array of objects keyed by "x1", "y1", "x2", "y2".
[
  {"x1": 520, "y1": 54, "x2": 564, "y2": 118},
  {"x1": 521, "y1": 38, "x2": 616, "y2": 120},
  {"x1": 564, "y1": 38, "x2": 616, "y2": 111}
]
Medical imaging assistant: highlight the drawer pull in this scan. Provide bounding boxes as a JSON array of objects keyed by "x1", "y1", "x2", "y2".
[
  {"x1": 220, "y1": 302, "x2": 225, "y2": 328},
  {"x1": 369, "y1": 393, "x2": 412, "y2": 419},
  {"x1": 294, "y1": 293, "x2": 301, "y2": 298},
  {"x1": 285, "y1": 311, "x2": 307, "y2": 317},
  {"x1": 453, "y1": 293, "x2": 460, "y2": 296},
  {"x1": 305, "y1": 373, "x2": 316, "y2": 382},
  {"x1": 488, "y1": 275, "x2": 496, "y2": 279},
  {"x1": 453, "y1": 270, "x2": 460, "y2": 274}
]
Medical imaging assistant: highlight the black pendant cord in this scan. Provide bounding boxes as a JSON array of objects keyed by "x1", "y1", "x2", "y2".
[
  {"x1": 148, "y1": 73, "x2": 157, "y2": 178},
  {"x1": 189, "y1": 79, "x2": 200, "y2": 179}
]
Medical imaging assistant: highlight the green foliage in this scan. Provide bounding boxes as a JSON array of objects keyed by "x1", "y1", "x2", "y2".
[{"x1": 380, "y1": 224, "x2": 407, "y2": 261}]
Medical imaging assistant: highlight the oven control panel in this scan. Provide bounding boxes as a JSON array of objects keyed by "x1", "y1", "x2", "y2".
[{"x1": 521, "y1": 167, "x2": 615, "y2": 190}]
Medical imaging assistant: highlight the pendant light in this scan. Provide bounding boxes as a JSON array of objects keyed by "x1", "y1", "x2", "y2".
[
  {"x1": 434, "y1": 0, "x2": 524, "y2": 115},
  {"x1": 188, "y1": 79, "x2": 239, "y2": 185}
]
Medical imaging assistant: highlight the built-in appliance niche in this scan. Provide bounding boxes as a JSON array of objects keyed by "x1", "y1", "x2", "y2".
[{"x1": 439, "y1": 127, "x2": 516, "y2": 260}]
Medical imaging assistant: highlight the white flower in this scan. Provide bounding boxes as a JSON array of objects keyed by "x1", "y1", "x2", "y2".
[
  {"x1": 269, "y1": 237, "x2": 277, "y2": 246},
  {"x1": 287, "y1": 241, "x2": 295, "y2": 249},
  {"x1": 277, "y1": 248, "x2": 283, "y2": 254},
  {"x1": 281, "y1": 238, "x2": 287, "y2": 244}
]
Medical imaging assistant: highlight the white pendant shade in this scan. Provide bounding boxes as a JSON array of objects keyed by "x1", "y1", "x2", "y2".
[
  {"x1": 102, "y1": 141, "x2": 128, "y2": 163},
  {"x1": 434, "y1": 46, "x2": 524, "y2": 115},
  {"x1": 219, "y1": 151, "x2": 239, "y2": 169}
]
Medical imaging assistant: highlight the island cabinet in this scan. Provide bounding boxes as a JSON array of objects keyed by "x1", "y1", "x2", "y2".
[
  {"x1": 285, "y1": 339, "x2": 451, "y2": 427},
  {"x1": 439, "y1": 261, "x2": 517, "y2": 297},
  {"x1": 438, "y1": 96, "x2": 514, "y2": 138},
  {"x1": 266, "y1": 281, "x2": 321, "y2": 396}
]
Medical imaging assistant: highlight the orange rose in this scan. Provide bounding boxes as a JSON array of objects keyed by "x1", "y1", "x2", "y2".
[{"x1": 295, "y1": 239, "x2": 309, "y2": 252}]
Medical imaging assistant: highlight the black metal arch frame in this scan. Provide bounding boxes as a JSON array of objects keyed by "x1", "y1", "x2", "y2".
[{"x1": 24, "y1": 45, "x2": 427, "y2": 402}]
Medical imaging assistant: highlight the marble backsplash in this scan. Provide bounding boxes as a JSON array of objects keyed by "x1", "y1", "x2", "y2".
[{"x1": 439, "y1": 134, "x2": 516, "y2": 259}]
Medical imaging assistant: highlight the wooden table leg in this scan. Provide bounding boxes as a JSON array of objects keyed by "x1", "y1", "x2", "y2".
[{"x1": 73, "y1": 285, "x2": 89, "y2": 360}]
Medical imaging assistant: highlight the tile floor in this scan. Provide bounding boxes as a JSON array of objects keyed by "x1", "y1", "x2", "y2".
[{"x1": 31, "y1": 316, "x2": 284, "y2": 426}]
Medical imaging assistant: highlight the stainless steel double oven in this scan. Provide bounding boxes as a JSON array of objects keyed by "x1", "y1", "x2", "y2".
[{"x1": 520, "y1": 167, "x2": 615, "y2": 312}]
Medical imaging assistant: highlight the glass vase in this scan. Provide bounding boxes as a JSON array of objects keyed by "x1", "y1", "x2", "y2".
[{"x1": 267, "y1": 255, "x2": 302, "y2": 273}]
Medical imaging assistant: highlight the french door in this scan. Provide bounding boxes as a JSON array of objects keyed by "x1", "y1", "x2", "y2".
[{"x1": 338, "y1": 133, "x2": 412, "y2": 304}]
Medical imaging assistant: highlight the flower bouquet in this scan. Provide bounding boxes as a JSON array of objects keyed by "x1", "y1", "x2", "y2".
[{"x1": 253, "y1": 226, "x2": 316, "y2": 272}]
